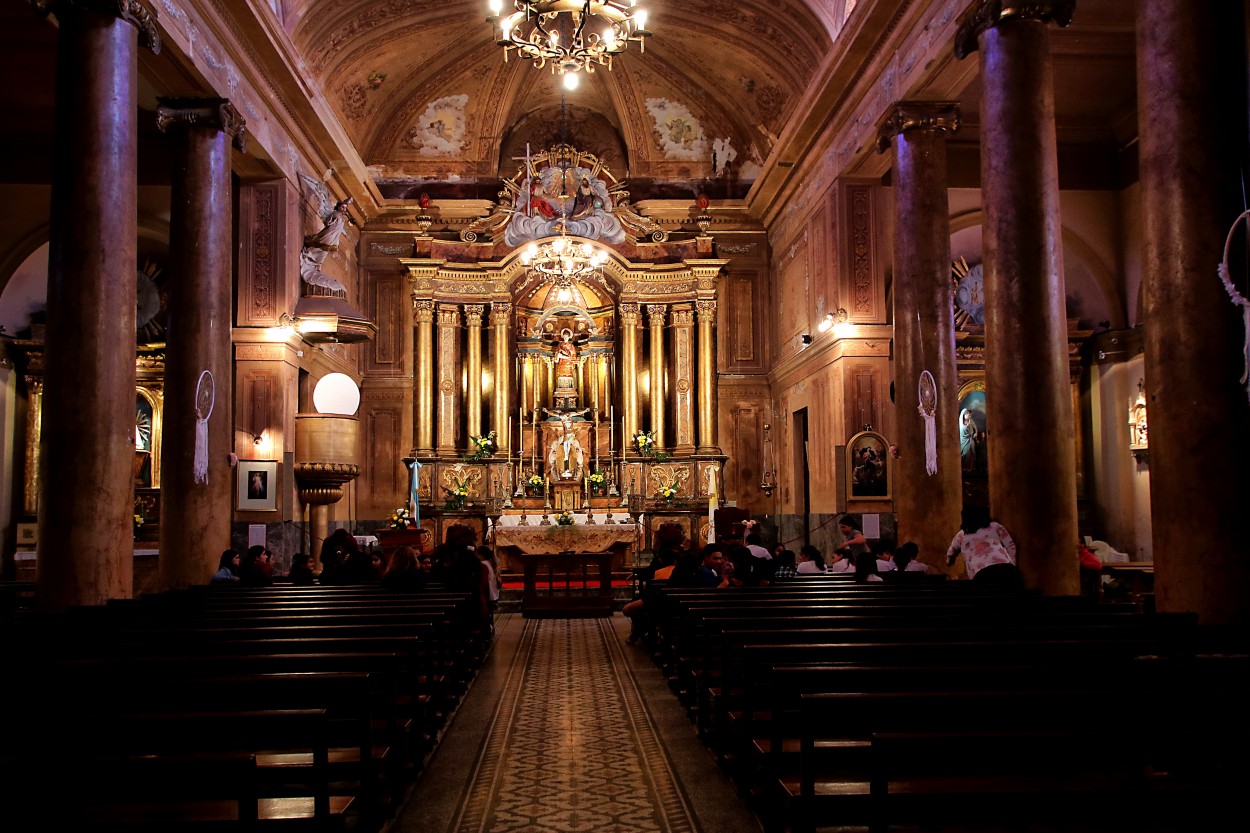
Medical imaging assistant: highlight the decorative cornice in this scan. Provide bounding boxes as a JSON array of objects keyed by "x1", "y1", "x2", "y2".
[
  {"x1": 32, "y1": 0, "x2": 161, "y2": 54},
  {"x1": 876, "y1": 100, "x2": 961, "y2": 153},
  {"x1": 954, "y1": 0, "x2": 1076, "y2": 59},
  {"x1": 156, "y1": 97, "x2": 248, "y2": 152}
]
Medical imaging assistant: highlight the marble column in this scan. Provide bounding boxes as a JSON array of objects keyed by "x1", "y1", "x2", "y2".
[
  {"x1": 436, "y1": 304, "x2": 461, "y2": 456},
  {"x1": 877, "y1": 101, "x2": 963, "y2": 570},
  {"x1": 414, "y1": 300, "x2": 435, "y2": 454},
  {"x1": 464, "y1": 304, "x2": 485, "y2": 444},
  {"x1": 619, "y1": 303, "x2": 640, "y2": 455},
  {"x1": 647, "y1": 304, "x2": 667, "y2": 450},
  {"x1": 696, "y1": 299, "x2": 721, "y2": 454},
  {"x1": 1137, "y1": 0, "x2": 1250, "y2": 623},
  {"x1": 36, "y1": 1, "x2": 160, "y2": 610},
  {"x1": 670, "y1": 304, "x2": 696, "y2": 455},
  {"x1": 956, "y1": 1, "x2": 1078, "y2": 594},
  {"x1": 491, "y1": 302, "x2": 512, "y2": 454},
  {"x1": 156, "y1": 98, "x2": 246, "y2": 590}
]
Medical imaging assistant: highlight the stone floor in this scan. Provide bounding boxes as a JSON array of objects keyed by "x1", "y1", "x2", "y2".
[{"x1": 389, "y1": 613, "x2": 762, "y2": 833}]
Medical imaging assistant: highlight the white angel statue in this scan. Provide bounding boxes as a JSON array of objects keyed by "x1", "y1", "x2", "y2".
[{"x1": 298, "y1": 172, "x2": 353, "y2": 294}]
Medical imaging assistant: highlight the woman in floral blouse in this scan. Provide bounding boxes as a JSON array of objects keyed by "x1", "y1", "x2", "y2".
[{"x1": 945, "y1": 507, "x2": 1022, "y2": 587}]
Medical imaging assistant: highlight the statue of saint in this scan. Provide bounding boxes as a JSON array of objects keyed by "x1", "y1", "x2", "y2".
[
  {"x1": 547, "y1": 413, "x2": 585, "y2": 479},
  {"x1": 554, "y1": 329, "x2": 578, "y2": 388}
]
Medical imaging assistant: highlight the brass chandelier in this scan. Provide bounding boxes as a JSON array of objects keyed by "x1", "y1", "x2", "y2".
[
  {"x1": 486, "y1": 0, "x2": 651, "y2": 89},
  {"x1": 520, "y1": 228, "x2": 609, "y2": 304}
]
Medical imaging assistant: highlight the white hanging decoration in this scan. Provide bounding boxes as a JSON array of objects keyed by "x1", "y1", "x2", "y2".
[
  {"x1": 194, "y1": 370, "x2": 215, "y2": 485},
  {"x1": 918, "y1": 370, "x2": 938, "y2": 476},
  {"x1": 1217, "y1": 209, "x2": 1250, "y2": 404}
]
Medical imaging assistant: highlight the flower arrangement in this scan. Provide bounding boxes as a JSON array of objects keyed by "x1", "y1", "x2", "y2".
[
  {"x1": 443, "y1": 477, "x2": 470, "y2": 510},
  {"x1": 525, "y1": 472, "x2": 546, "y2": 493},
  {"x1": 387, "y1": 506, "x2": 413, "y2": 530},
  {"x1": 133, "y1": 513, "x2": 145, "y2": 536},
  {"x1": 634, "y1": 429, "x2": 668, "y2": 461},
  {"x1": 465, "y1": 430, "x2": 497, "y2": 462},
  {"x1": 588, "y1": 470, "x2": 608, "y2": 490},
  {"x1": 555, "y1": 510, "x2": 575, "y2": 526},
  {"x1": 657, "y1": 480, "x2": 680, "y2": 502}
]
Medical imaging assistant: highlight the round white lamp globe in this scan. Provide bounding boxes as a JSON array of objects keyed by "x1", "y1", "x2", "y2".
[{"x1": 313, "y1": 373, "x2": 361, "y2": 416}]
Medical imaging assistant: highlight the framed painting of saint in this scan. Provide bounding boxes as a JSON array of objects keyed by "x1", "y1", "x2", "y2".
[
  {"x1": 237, "y1": 460, "x2": 279, "y2": 511},
  {"x1": 957, "y1": 380, "x2": 988, "y2": 476},
  {"x1": 846, "y1": 430, "x2": 890, "y2": 500}
]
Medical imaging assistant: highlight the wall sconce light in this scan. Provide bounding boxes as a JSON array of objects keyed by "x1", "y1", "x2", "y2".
[{"x1": 818, "y1": 307, "x2": 851, "y2": 337}]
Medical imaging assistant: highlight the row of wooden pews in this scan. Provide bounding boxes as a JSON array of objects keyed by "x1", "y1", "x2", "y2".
[
  {"x1": 0, "y1": 582, "x2": 493, "y2": 832},
  {"x1": 646, "y1": 574, "x2": 1248, "y2": 833}
]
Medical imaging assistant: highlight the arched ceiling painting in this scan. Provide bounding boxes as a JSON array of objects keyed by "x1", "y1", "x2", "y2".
[{"x1": 283, "y1": 0, "x2": 834, "y2": 200}]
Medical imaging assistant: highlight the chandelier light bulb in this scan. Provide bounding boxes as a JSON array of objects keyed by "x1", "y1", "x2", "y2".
[
  {"x1": 488, "y1": 0, "x2": 502, "y2": 15},
  {"x1": 634, "y1": 9, "x2": 647, "y2": 29},
  {"x1": 603, "y1": 28, "x2": 617, "y2": 49},
  {"x1": 563, "y1": 71, "x2": 579, "y2": 91}
]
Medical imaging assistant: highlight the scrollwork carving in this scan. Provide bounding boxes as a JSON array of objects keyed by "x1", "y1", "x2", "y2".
[{"x1": 155, "y1": 97, "x2": 247, "y2": 152}]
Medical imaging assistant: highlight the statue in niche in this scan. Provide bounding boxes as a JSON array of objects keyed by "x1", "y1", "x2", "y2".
[{"x1": 547, "y1": 412, "x2": 585, "y2": 480}]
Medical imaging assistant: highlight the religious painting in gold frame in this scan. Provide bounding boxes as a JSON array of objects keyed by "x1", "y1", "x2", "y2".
[{"x1": 846, "y1": 430, "x2": 890, "y2": 500}]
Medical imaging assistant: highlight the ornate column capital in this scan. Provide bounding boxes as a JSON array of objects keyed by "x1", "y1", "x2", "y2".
[
  {"x1": 696, "y1": 299, "x2": 717, "y2": 321},
  {"x1": 646, "y1": 304, "x2": 667, "y2": 327},
  {"x1": 876, "y1": 100, "x2": 961, "y2": 153},
  {"x1": 156, "y1": 98, "x2": 247, "y2": 152},
  {"x1": 32, "y1": 0, "x2": 162, "y2": 53},
  {"x1": 671, "y1": 304, "x2": 695, "y2": 327},
  {"x1": 490, "y1": 301, "x2": 512, "y2": 326},
  {"x1": 413, "y1": 298, "x2": 435, "y2": 323},
  {"x1": 436, "y1": 303, "x2": 461, "y2": 326},
  {"x1": 463, "y1": 304, "x2": 486, "y2": 328},
  {"x1": 618, "y1": 302, "x2": 640, "y2": 326},
  {"x1": 955, "y1": 0, "x2": 1075, "y2": 59}
]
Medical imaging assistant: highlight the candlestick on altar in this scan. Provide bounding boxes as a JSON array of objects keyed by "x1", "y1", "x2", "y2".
[{"x1": 592, "y1": 408, "x2": 599, "y2": 474}]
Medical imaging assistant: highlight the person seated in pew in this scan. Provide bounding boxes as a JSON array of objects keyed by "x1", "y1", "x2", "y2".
[
  {"x1": 872, "y1": 541, "x2": 899, "y2": 573},
  {"x1": 827, "y1": 548, "x2": 855, "y2": 573},
  {"x1": 318, "y1": 528, "x2": 361, "y2": 585},
  {"x1": 772, "y1": 549, "x2": 799, "y2": 579},
  {"x1": 418, "y1": 553, "x2": 434, "y2": 574},
  {"x1": 210, "y1": 549, "x2": 241, "y2": 584},
  {"x1": 240, "y1": 545, "x2": 274, "y2": 587},
  {"x1": 894, "y1": 541, "x2": 931, "y2": 573},
  {"x1": 624, "y1": 546, "x2": 679, "y2": 644},
  {"x1": 727, "y1": 545, "x2": 768, "y2": 587},
  {"x1": 287, "y1": 552, "x2": 315, "y2": 585},
  {"x1": 854, "y1": 551, "x2": 884, "y2": 582},
  {"x1": 945, "y1": 506, "x2": 1023, "y2": 589},
  {"x1": 479, "y1": 546, "x2": 502, "y2": 613},
  {"x1": 381, "y1": 545, "x2": 426, "y2": 591},
  {"x1": 796, "y1": 545, "x2": 826, "y2": 574}
]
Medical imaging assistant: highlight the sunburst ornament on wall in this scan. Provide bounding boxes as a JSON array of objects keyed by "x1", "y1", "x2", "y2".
[{"x1": 136, "y1": 260, "x2": 167, "y2": 344}]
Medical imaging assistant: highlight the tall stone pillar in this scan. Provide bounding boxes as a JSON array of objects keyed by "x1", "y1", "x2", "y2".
[
  {"x1": 696, "y1": 299, "x2": 721, "y2": 454},
  {"x1": 36, "y1": 2, "x2": 160, "y2": 610},
  {"x1": 464, "y1": 304, "x2": 485, "y2": 444},
  {"x1": 670, "y1": 304, "x2": 696, "y2": 455},
  {"x1": 1138, "y1": 0, "x2": 1250, "y2": 623},
  {"x1": 619, "y1": 303, "x2": 640, "y2": 455},
  {"x1": 491, "y1": 302, "x2": 512, "y2": 454},
  {"x1": 156, "y1": 98, "x2": 246, "y2": 590},
  {"x1": 956, "y1": 1, "x2": 1078, "y2": 594},
  {"x1": 414, "y1": 300, "x2": 435, "y2": 454},
  {"x1": 877, "y1": 101, "x2": 963, "y2": 569},
  {"x1": 436, "y1": 304, "x2": 461, "y2": 456},
  {"x1": 647, "y1": 304, "x2": 667, "y2": 450}
]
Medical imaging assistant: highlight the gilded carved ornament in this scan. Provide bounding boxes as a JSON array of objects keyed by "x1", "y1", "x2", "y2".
[
  {"x1": 33, "y1": 0, "x2": 162, "y2": 53},
  {"x1": 648, "y1": 464, "x2": 691, "y2": 495},
  {"x1": 954, "y1": 0, "x2": 1076, "y2": 59}
]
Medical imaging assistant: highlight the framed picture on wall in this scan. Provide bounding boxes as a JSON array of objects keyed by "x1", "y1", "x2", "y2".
[
  {"x1": 846, "y1": 430, "x2": 890, "y2": 500},
  {"x1": 237, "y1": 460, "x2": 279, "y2": 511}
]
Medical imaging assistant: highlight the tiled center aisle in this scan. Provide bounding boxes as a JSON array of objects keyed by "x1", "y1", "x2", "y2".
[{"x1": 392, "y1": 615, "x2": 761, "y2": 833}]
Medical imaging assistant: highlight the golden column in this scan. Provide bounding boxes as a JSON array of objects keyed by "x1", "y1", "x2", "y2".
[
  {"x1": 491, "y1": 302, "x2": 512, "y2": 454},
  {"x1": 696, "y1": 299, "x2": 721, "y2": 454},
  {"x1": 464, "y1": 304, "x2": 485, "y2": 444},
  {"x1": 647, "y1": 304, "x2": 667, "y2": 451},
  {"x1": 619, "y1": 303, "x2": 640, "y2": 454},
  {"x1": 414, "y1": 299, "x2": 435, "y2": 454},
  {"x1": 671, "y1": 304, "x2": 696, "y2": 455},
  {"x1": 436, "y1": 303, "x2": 461, "y2": 456}
]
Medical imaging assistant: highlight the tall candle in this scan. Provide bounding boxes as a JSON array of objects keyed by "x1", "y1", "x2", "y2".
[{"x1": 609, "y1": 406, "x2": 614, "y2": 455}]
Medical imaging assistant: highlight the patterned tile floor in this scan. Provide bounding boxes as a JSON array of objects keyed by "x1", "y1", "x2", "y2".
[{"x1": 391, "y1": 614, "x2": 761, "y2": 833}]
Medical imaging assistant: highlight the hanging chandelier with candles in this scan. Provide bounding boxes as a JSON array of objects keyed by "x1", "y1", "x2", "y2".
[
  {"x1": 520, "y1": 228, "x2": 609, "y2": 304},
  {"x1": 486, "y1": 0, "x2": 651, "y2": 89}
]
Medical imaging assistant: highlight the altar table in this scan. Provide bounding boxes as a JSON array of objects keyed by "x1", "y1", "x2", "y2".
[{"x1": 493, "y1": 523, "x2": 635, "y2": 568}]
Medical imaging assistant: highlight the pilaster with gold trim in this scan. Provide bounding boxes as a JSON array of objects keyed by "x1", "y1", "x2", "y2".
[
  {"x1": 670, "y1": 304, "x2": 696, "y2": 455},
  {"x1": 413, "y1": 299, "x2": 435, "y2": 454},
  {"x1": 696, "y1": 299, "x2": 721, "y2": 454},
  {"x1": 619, "y1": 303, "x2": 640, "y2": 455},
  {"x1": 436, "y1": 304, "x2": 461, "y2": 456},
  {"x1": 491, "y1": 302, "x2": 512, "y2": 454},
  {"x1": 464, "y1": 304, "x2": 485, "y2": 444},
  {"x1": 647, "y1": 304, "x2": 667, "y2": 451}
]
